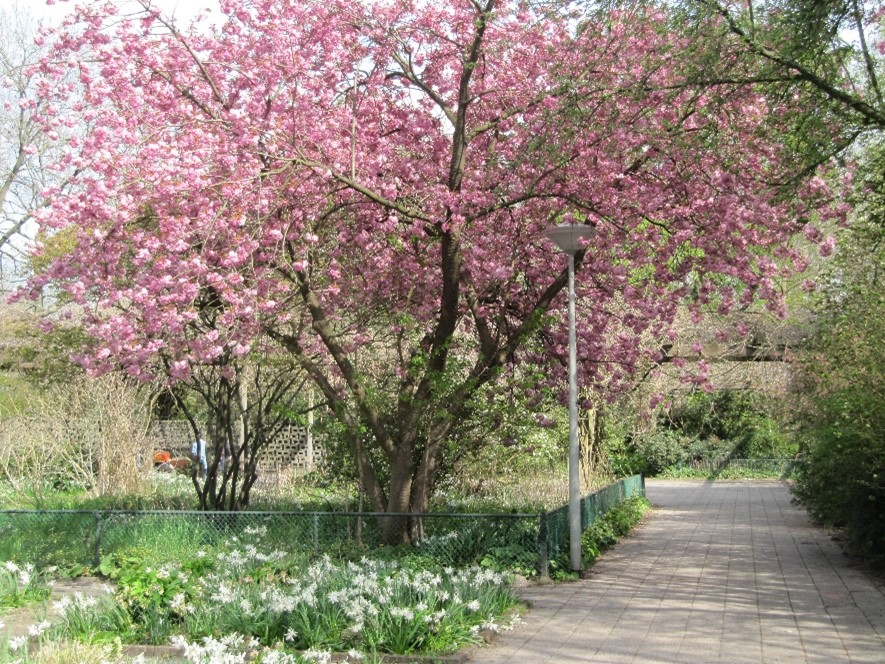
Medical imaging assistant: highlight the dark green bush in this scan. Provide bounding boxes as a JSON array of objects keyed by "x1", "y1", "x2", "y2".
[
  {"x1": 792, "y1": 388, "x2": 885, "y2": 568},
  {"x1": 620, "y1": 390, "x2": 796, "y2": 476},
  {"x1": 790, "y1": 159, "x2": 884, "y2": 568}
]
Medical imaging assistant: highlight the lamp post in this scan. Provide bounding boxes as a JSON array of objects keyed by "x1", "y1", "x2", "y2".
[{"x1": 544, "y1": 223, "x2": 596, "y2": 573}]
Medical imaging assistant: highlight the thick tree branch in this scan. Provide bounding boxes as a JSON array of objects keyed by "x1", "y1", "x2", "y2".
[
  {"x1": 289, "y1": 273, "x2": 397, "y2": 459},
  {"x1": 699, "y1": 0, "x2": 885, "y2": 128},
  {"x1": 850, "y1": 0, "x2": 883, "y2": 108}
]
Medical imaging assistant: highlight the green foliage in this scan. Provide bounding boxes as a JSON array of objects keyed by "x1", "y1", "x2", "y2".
[
  {"x1": 790, "y1": 137, "x2": 885, "y2": 568},
  {"x1": 678, "y1": 0, "x2": 876, "y2": 168},
  {"x1": 0, "y1": 303, "x2": 89, "y2": 397},
  {"x1": 580, "y1": 497, "x2": 650, "y2": 567},
  {"x1": 549, "y1": 496, "x2": 650, "y2": 576},
  {"x1": 51, "y1": 593, "x2": 136, "y2": 645},
  {"x1": 792, "y1": 388, "x2": 885, "y2": 567},
  {"x1": 98, "y1": 549, "x2": 201, "y2": 635},
  {"x1": 480, "y1": 543, "x2": 537, "y2": 578},
  {"x1": 0, "y1": 561, "x2": 51, "y2": 613},
  {"x1": 602, "y1": 435, "x2": 648, "y2": 478},
  {"x1": 618, "y1": 390, "x2": 796, "y2": 476}
]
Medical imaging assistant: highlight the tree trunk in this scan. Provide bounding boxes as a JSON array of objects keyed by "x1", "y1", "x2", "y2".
[
  {"x1": 579, "y1": 405, "x2": 607, "y2": 493},
  {"x1": 408, "y1": 436, "x2": 445, "y2": 541},
  {"x1": 380, "y1": 443, "x2": 415, "y2": 544}
]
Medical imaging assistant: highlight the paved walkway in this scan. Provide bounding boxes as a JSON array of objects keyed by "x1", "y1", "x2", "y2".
[{"x1": 470, "y1": 480, "x2": 885, "y2": 663}]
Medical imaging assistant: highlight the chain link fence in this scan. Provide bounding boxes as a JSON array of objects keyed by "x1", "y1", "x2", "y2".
[
  {"x1": 0, "y1": 476, "x2": 645, "y2": 576},
  {"x1": 539, "y1": 475, "x2": 645, "y2": 571},
  {"x1": 672, "y1": 458, "x2": 794, "y2": 476}
]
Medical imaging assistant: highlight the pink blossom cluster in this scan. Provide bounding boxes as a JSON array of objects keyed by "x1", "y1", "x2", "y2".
[{"x1": 22, "y1": 0, "x2": 840, "y2": 396}]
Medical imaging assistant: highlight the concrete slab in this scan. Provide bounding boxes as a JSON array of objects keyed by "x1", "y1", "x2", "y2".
[{"x1": 469, "y1": 480, "x2": 885, "y2": 663}]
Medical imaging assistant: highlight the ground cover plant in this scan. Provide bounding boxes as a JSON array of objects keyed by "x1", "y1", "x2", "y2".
[
  {"x1": 0, "y1": 563, "x2": 51, "y2": 615},
  {"x1": 0, "y1": 524, "x2": 519, "y2": 662},
  {"x1": 549, "y1": 496, "x2": 650, "y2": 579}
]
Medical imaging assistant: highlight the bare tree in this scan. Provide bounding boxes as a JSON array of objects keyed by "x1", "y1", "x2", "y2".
[{"x1": 0, "y1": 4, "x2": 70, "y2": 287}]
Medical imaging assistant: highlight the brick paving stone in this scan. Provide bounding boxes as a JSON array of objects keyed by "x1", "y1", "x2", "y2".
[{"x1": 469, "y1": 480, "x2": 885, "y2": 663}]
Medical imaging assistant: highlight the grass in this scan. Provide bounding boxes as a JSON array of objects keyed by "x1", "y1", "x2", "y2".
[{"x1": 657, "y1": 459, "x2": 793, "y2": 480}]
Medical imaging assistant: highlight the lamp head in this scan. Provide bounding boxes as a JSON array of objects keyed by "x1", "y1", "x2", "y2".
[{"x1": 544, "y1": 223, "x2": 596, "y2": 254}]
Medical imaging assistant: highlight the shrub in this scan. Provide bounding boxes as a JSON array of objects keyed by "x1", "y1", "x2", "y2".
[
  {"x1": 792, "y1": 387, "x2": 885, "y2": 568},
  {"x1": 549, "y1": 496, "x2": 650, "y2": 576},
  {"x1": 0, "y1": 375, "x2": 154, "y2": 502},
  {"x1": 620, "y1": 390, "x2": 797, "y2": 476},
  {"x1": 790, "y1": 192, "x2": 884, "y2": 569},
  {"x1": 580, "y1": 497, "x2": 650, "y2": 567}
]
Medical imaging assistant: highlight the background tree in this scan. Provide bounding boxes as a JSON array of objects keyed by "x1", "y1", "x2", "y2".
[
  {"x1": 167, "y1": 352, "x2": 313, "y2": 511},
  {"x1": 0, "y1": 4, "x2": 73, "y2": 279},
  {"x1": 687, "y1": 1, "x2": 884, "y2": 136},
  {"x1": 25, "y1": 0, "x2": 841, "y2": 541}
]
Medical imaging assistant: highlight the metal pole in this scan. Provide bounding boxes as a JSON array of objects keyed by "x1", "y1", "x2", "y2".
[{"x1": 567, "y1": 251, "x2": 581, "y2": 572}]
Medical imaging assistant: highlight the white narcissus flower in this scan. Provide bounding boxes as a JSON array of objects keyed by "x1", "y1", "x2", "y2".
[
  {"x1": 28, "y1": 620, "x2": 51, "y2": 637},
  {"x1": 302, "y1": 648, "x2": 332, "y2": 664},
  {"x1": 9, "y1": 635, "x2": 28, "y2": 651}
]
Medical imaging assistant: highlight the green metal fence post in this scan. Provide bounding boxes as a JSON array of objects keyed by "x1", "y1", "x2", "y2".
[
  {"x1": 92, "y1": 511, "x2": 105, "y2": 568},
  {"x1": 538, "y1": 512, "x2": 550, "y2": 578},
  {"x1": 312, "y1": 513, "x2": 319, "y2": 554}
]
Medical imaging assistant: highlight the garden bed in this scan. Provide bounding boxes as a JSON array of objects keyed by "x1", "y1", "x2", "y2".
[{"x1": 1, "y1": 526, "x2": 521, "y2": 663}]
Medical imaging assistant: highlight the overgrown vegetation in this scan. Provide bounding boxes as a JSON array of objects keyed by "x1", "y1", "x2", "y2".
[
  {"x1": 602, "y1": 391, "x2": 796, "y2": 478},
  {"x1": 0, "y1": 374, "x2": 154, "y2": 502},
  {"x1": 548, "y1": 496, "x2": 650, "y2": 579},
  {"x1": 790, "y1": 142, "x2": 885, "y2": 568}
]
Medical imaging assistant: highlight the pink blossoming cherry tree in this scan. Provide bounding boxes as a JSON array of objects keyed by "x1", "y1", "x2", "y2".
[{"x1": 26, "y1": 0, "x2": 837, "y2": 539}]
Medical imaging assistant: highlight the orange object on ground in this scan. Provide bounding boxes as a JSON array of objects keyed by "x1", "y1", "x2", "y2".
[{"x1": 153, "y1": 450, "x2": 172, "y2": 465}]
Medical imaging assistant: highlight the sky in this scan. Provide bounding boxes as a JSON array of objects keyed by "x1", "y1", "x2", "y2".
[{"x1": 21, "y1": 0, "x2": 221, "y2": 28}]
